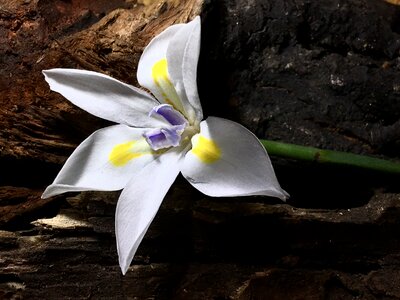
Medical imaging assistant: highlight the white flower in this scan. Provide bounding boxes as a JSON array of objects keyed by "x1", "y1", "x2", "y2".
[{"x1": 42, "y1": 16, "x2": 288, "y2": 274}]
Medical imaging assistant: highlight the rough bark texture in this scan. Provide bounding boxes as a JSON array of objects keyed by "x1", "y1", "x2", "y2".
[{"x1": 1, "y1": 0, "x2": 400, "y2": 299}]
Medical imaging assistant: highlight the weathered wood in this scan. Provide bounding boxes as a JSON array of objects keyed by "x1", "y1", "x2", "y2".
[
  {"x1": 0, "y1": 0, "x2": 202, "y2": 165},
  {"x1": 0, "y1": 0, "x2": 202, "y2": 222},
  {"x1": 1, "y1": 186, "x2": 400, "y2": 298},
  {"x1": 1, "y1": 0, "x2": 400, "y2": 298}
]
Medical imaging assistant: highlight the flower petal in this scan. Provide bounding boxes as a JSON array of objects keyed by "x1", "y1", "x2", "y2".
[
  {"x1": 166, "y1": 16, "x2": 202, "y2": 123},
  {"x1": 42, "y1": 124, "x2": 159, "y2": 198},
  {"x1": 115, "y1": 148, "x2": 183, "y2": 274},
  {"x1": 137, "y1": 18, "x2": 202, "y2": 124},
  {"x1": 43, "y1": 69, "x2": 167, "y2": 128},
  {"x1": 137, "y1": 24, "x2": 185, "y2": 111},
  {"x1": 181, "y1": 117, "x2": 289, "y2": 200}
]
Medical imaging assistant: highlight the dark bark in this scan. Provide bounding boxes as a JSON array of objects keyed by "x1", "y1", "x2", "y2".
[{"x1": 1, "y1": 0, "x2": 400, "y2": 299}]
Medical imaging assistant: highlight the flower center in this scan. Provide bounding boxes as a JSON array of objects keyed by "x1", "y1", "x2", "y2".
[{"x1": 143, "y1": 104, "x2": 196, "y2": 151}]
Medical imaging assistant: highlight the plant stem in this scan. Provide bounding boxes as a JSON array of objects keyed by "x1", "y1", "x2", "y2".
[{"x1": 260, "y1": 140, "x2": 400, "y2": 174}]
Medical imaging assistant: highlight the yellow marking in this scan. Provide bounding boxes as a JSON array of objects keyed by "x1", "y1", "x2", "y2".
[
  {"x1": 152, "y1": 58, "x2": 169, "y2": 86},
  {"x1": 191, "y1": 135, "x2": 221, "y2": 164},
  {"x1": 152, "y1": 58, "x2": 184, "y2": 112},
  {"x1": 109, "y1": 141, "x2": 144, "y2": 167}
]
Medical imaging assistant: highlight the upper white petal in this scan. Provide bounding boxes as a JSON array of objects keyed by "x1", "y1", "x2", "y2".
[
  {"x1": 166, "y1": 16, "x2": 202, "y2": 123},
  {"x1": 181, "y1": 117, "x2": 288, "y2": 200},
  {"x1": 137, "y1": 18, "x2": 202, "y2": 124},
  {"x1": 115, "y1": 148, "x2": 183, "y2": 274},
  {"x1": 43, "y1": 69, "x2": 167, "y2": 128},
  {"x1": 137, "y1": 24, "x2": 184, "y2": 104},
  {"x1": 42, "y1": 124, "x2": 158, "y2": 198}
]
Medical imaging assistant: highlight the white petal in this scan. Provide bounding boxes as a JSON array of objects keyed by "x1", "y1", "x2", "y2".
[
  {"x1": 43, "y1": 69, "x2": 167, "y2": 128},
  {"x1": 42, "y1": 125, "x2": 159, "y2": 198},
  {"x1": 137, "y1": 24, "x2": 185, "y2": 108},
  {"x1": 115, "y1": 148, "x2": 182, "y2": 274},
  {"x1": 181, "y1": 117, "x2": 289, "y2": 200},
  {"x1": 137, "y1": 19, "x2": 202, "y2": 124},
  {"x1": 167, "y1": 16, "x2": 202, "y2": 123}
]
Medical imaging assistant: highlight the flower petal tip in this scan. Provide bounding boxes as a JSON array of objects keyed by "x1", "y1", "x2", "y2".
[
  {"x1": 41, "y1": 184, "x2": 69, "y2": 199},
  {"x1": 41, "y1": 186, "x2": 54, "y2": 199},
  {"x1": 119, "y1": 260, "x2": 129, "y2": 276},
  {"x1": 280, "y1": 189, "x2": 290, "y2": 202},
  {"x1": 42, "y1": 70, "x2": 50, "y2": 82},
  {"x1": 258, "y1": 187, "x2": 289, "y2": 202},
  {"x1": 42, "y1": 69, "x2": 56, "y2": 78},
  {"x1": 117, "y1": 236, "x2": 135, "y2": 276}
]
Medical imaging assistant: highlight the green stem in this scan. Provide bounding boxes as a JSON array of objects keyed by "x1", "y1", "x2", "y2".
[{"x1": 260, "y1": 139, "x2": 400, "y2": 174}]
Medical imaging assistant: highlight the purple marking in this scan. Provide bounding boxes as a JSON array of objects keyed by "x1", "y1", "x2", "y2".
[
  {"x1": 161, "y1": 127, "x2": 182, "y2": 146},
  {"x1": 143, "y1": 125, "x2": 185, "y2": 151},
  {"x1": 144, "y1": 105, "x2": 188, "y2": 150},
  {"x1": 150, "y1": 104, "x2": 187, "y2": 126}
]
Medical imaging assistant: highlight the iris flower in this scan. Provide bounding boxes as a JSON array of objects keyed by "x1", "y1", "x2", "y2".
[{"x1": 42, "y1": 16, "x2": 288, "y2": 274}]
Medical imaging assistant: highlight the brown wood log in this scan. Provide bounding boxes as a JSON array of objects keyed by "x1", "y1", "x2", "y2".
[
  {"x1": 1, "y1": 0, "x2": 400, "y2": 298},
  {"x1": 0, "y1": 0, "x2": 202, "y2": 223}
]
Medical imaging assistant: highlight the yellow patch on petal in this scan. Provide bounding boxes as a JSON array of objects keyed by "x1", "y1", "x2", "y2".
[
  {"x1": 152, "y1": 58, "x2": 169, "y2": 84},
  {"x1": 109, "y1": 140, "x2": 150, "y2": 167},
  {"x1": 191, "y1": 135, "x2": 221, "y2": 164},
  {"x1": 152, "y1": 58, "x2": 184, "y2": 112}
]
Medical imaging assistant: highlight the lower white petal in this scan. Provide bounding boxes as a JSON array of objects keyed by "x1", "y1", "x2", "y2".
[
  {"x1": 181, "y1": 117, "x2": 288, "y2": 200},
  {"x1": 42, "y1": 125, "x2": 157, "y2": 198},
  {"x1": 115, "y1": 148, "x2": 183, "y2": 274}
]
